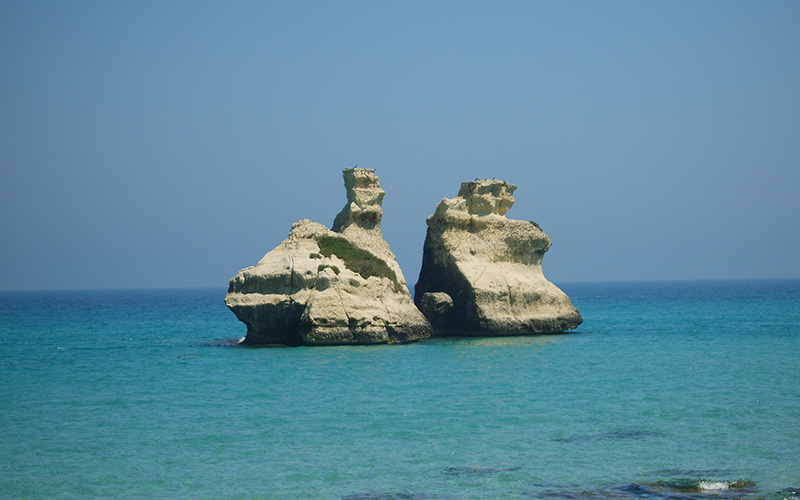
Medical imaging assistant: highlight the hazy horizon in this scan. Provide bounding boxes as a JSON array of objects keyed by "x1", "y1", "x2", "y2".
[{"x1": 2, "y1": 2, "x2": 799, "y2": 291}]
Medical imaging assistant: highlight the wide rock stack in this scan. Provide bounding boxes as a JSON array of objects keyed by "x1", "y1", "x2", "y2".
[
  {"x1": 414, "y1": 179, "x2": 582, "y2": 336},
  {"x1": 225, "y1": 168, "x2": 432, "y2": 346}
]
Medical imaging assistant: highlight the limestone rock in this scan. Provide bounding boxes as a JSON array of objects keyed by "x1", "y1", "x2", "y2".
[
  {"x1": 225, "y1": 168, "x2": 432, "y2": 346},
  {"x1": 414, "y1": 179, "x2": 582, "y2": 336}
]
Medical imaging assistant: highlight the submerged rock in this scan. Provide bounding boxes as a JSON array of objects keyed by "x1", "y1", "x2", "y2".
[
  {"x1": 225, "y1": 168, "x2": 432, "y2": 346},
  {"x1": 777, "y1": 487, "x2": 799, "y2": 500},
  {"x1": 642, "y1": 479, "x2": 758, "y2": 497},
  {"x1": 536, "y1": 479, "x2": 759, "y2": 500},
  {"x1": 414, "y1": 179, "x2": 582, "y2": 336}
]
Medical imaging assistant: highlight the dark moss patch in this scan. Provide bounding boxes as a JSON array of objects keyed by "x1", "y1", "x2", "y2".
[
  {"x1": 317, "y1": 235, "x2": 397, "y2": 285},
  {"x1": 317, "y1": 264, "x2": 340, "y2": 275},
  {"x1": 309, "y1": 253, "x2": 322, "y2": 259}
]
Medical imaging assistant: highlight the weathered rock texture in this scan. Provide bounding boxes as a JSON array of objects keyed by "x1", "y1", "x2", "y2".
[
  {"x1": 225, "y1": 168, "x2": 432, "y2": 346},
  {"x1": 415, "y1": 179, "x2": 582, "y2": 336}
]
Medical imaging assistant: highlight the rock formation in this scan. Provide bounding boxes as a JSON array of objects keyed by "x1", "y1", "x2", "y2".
[
  {"x1": 225, "y1": 168, "x2": 432, "y2": 346},
  {"x1": 415, "y1": 179, "x2": 582, "y2": 336}
]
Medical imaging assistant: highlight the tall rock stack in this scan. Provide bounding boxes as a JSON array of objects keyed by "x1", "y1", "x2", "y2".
[
  {"x1": 225, "y1": 168, "x2": 432, "y2": 346},
  {"x1": 415, "y1": 179, "x2": 582, "y2": 336},
  {"x1": 331, "y1": 168, "x2": 406, "y2": 287}
]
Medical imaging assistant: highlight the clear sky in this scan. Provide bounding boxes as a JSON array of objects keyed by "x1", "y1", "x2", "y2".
[{"x1": 1, "y1": 1, "x2": 798, "y2": 291}]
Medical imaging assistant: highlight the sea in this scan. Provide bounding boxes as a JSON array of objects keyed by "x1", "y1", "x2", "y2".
[{"x1": 1, "y1": 280, "x2": 798, "y2": 500}]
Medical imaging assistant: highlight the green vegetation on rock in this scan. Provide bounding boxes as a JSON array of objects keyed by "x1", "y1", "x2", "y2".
[
  {"x1": 317, "y1": 235, "x2": 397, "y2": 284},
  {"x1": 317, "y1": 264, "x2": 340, "y2": 275}
]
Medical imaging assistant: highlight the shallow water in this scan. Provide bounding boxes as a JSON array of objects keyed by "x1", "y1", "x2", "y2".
[{"x1": 1, "y1": 280, "x2": 798, "y2": 499}]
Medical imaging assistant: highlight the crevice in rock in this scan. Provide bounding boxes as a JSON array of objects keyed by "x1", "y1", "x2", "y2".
[
  {"x1": 500, "y1": 271, "x2": 519, "y2": 321},
  {"x1": 333, "y1": 284, "x2": 353, "y2": 341}
]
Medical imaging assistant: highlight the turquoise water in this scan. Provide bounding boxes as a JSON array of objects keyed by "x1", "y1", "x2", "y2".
[{"x1": 1, "y1": 281, "x2": 798, "y2": 499}]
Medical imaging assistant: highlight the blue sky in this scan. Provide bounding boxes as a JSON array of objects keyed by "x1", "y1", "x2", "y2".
[{"x1": 1, "y1": 1, "x2": 798, "y2": 290}]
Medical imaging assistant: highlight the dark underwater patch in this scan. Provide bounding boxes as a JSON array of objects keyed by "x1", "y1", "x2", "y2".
[
  {"x1": 341, "y1": 492, "x2": 450, "y2": 500},
  {"x1": 553, "y1": 429, "x2": 662, "y2": 443},
  {"x1": 443, "y1": 465, "x2": 521, "y2": 476}
]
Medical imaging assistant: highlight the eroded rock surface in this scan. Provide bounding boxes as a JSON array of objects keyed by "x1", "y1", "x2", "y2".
[
  {"x1": 226, "y1": 168, "x2": 432, "y2": 346},
  {"x1": 414, "y1": 179, "x2": 582, "y2": 336}
]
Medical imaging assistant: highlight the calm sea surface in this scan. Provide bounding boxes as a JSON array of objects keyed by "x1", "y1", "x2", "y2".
[{"x1": 1, "y1": 280, "x2": 798, "y2": 500}]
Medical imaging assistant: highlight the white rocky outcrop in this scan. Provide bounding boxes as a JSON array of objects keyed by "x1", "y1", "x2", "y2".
[
  {"x1": 225, "y1": 168, "x2": 432, "y2": 346},
  {"x1": 414, "y1": 179, "x2": 582, "y2": 336}
]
